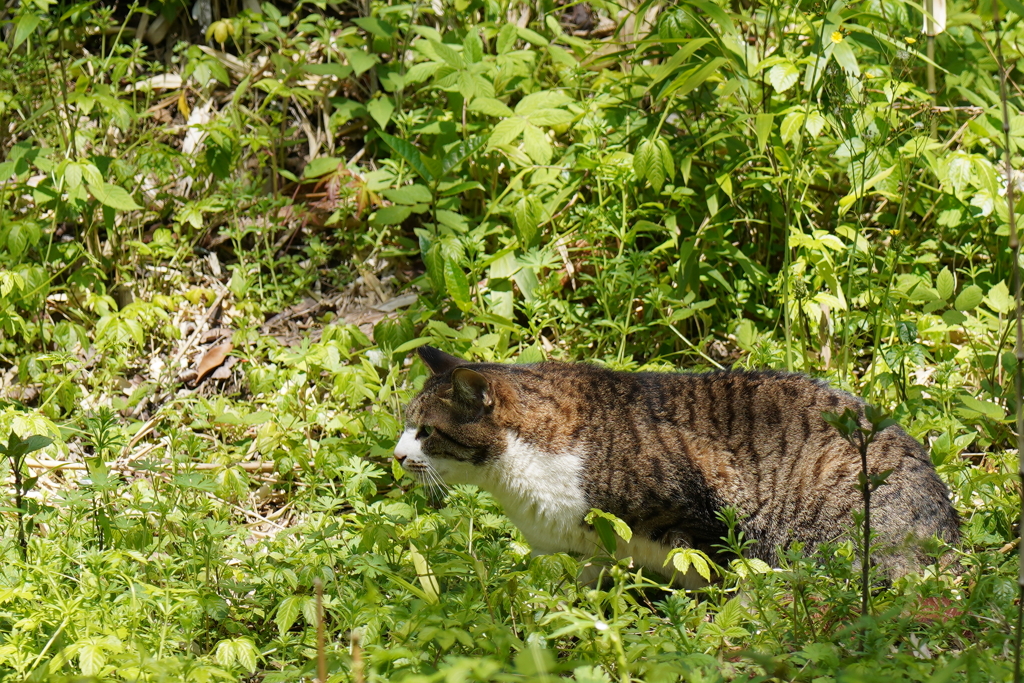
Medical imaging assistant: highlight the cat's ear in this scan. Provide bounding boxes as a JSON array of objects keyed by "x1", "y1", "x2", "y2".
[
  {"x1": 418, "y1": 346, "x2": 465, "y2": 375},
  {"x1": 451, "y1": 367, "x2": 493, "y2": 412}
]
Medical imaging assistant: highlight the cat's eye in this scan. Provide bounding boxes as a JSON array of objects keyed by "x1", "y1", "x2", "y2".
[{"x1": 417, "y1": 425, "x2": 435, "y2": 439}]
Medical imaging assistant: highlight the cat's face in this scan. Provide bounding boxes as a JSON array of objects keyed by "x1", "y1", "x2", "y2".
[{"x1": 394, "y1": 347, "x2": 507, "y2": 486}]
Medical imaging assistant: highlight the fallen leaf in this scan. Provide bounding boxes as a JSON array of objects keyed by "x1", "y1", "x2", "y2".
[{"x1": 196, "y1": 342, "x2": 234, "y2": 382}]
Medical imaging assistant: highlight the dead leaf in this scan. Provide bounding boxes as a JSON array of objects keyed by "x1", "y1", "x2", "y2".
[{"x1": 196, "y1": 342, "x2": 234, "y2": 382}]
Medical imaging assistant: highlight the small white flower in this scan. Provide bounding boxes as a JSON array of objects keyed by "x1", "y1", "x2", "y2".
[{"x1": 594, "y1": 620, "x2": 609, "y2": 631}]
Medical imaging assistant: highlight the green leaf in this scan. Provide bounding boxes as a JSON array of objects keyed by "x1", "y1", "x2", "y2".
[
  {"x1": 985, "y1": 280, "x2": 1013, "y2": 314},
  {"x1": 591, "y1": 515, "x2": 618, "y2": 554},
  {"x1": 656, "y1": 138, "x2": 675, "y2": 182},
  {"x1": 378, "y1": 132, "x2": 435, "y2": 182},
  {"x1": 371, "y1": 205, "x2": 413, "y2": 226},
  {"x1": 515, "y1": 90, "x2": 572, "y2": 115},
  {"x1": 954, "y1": 284, "x2": 984, "y2": 312},
  {"x1": 516, "y1": 26, "x2": 548, "y2": 47},
  {"x1": 13, "y1": 12, "x2": 41, "y2": 50},
  {"x1": 469, "y1": 98, "x2": 515, "y2": 118},
  {"x1": 522, "y1": 124, "x2": 552, "y2": 164},
  {"x1": 585, "y1": 508, "x2": 633, "y2": 547},
  {"x1": 463, "y1": 29, "x2": 484, "y2": 62},
  {"x1": 526, "y1": 109, "x2": 574, "y2": 127},
  {"x1": 769, "y1": 61, "x2": 799, "y2": 93},
  {"x1": 441, "y1": 136, "x2": 487, "y2": 176},
  {"x1": 633, "y1": 140, "x2": 653, "y2": 180},
  {"x1": 497, "y1": 23, "x2": 518, "y2": 54},
  {"x1": 384, "y1": 184, "x2": 432, "y2": 205},
  {"x1": 942, "y1": 309, "x2": 967, "y2": 326},
  {"x1": 488, "y1": 117, "x2": 527, "y2": 147},
  {"x1": 837, "y1": 165, "x2": 894, "y2": 213},
  {"x1": 275, "y1": 595, "x2": 305, "y2": 636},
  {"x1": 444, "y1": 258, "x2": 472, "y2": 311},
  {"x1": 958, "y1": 394, "x2": 1006, "y2": 421},
  {"x1": 754, "y1": 113, "x2": 773, "y2": 151},
  {"x1": 88, "y1": 182, "x2": 141, "y2": 211},
  {"x1": 342, "y1": 47, "x2": 378, "y2": 76},
  {"x1": 352, "y1": 16, "x2": 395, "y2": 37},
  {"x1": 513, "y1": 196, "x2": 541, "y2": 247},
  {"x1": 409, "y1": 544, "x2": 441, "y2": 603},
  {"x1": 936, "y1": 267, "x2": 955, "y2": 300},
  {"x1": 662, "y1": 57, "x2": 727, "y2": 100},
  {"x1": 1007, "y1": 0, "x2": 1024, "y2": 18},
  {"x1": 430, "y1": 40, "x2": 464, "y2": 68},
  {"x1": 303, "y1": 156, "x2": 342, "y2": 179},
  {"x1": 780, "y1": 111, "x2": 805, "y2": 145},
  {"x1": 367, "y1": 96, "x2": 395, "y2": 128}
]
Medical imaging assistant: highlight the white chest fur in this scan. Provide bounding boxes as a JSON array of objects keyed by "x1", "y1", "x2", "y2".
[{"x1": 397, "y1": 429, "x2": 701, "y2": 587}]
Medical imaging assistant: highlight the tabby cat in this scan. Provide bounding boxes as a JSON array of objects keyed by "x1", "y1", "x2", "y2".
[{"x1": 395, "y1": 347, "x2": 960, "y2": 584}]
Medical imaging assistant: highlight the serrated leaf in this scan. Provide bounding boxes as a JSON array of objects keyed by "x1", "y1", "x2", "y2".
[
  {"x1": 780, "y1": 111, "x2": 805, "y2": 145},
  {"x1": 513, "y1": 196, "x2": 541, "y2": 247},
  {"x1": 430, "y1": 40, "x2": 464, "y2": 68},
  {"x1": 88, "y1": 182, "x2": 141, "y2": 211},
  {"x1": 936, "y1": 267, "x2": 955, "y2": 300},
  {"x1": 463, "y1": 29, "x2": 484, "y2": 62},
  {"x1": 805, "y1": 110, "x2": 828, "y2": 137},
  {"x1": 633, "y1": 140, "x2": 653, "y2": 180},
  {"x1": 955, "y1": 284, "x2": 983, "y2": 312},
  {"x1": 444, "y1": 258, "x2": 472, "y2": 311},
  {"x1": 63, "y1": 163, "x2": 83, "y2": 189},
  {"x1": 769, "y1": 61, "x2": 800, "y2": 92},
  {"x1": 234, "y1": 639, "x2": 258, "y2": 673},
  {"x1": 656, "y1": 138, "x2": 674, "y2": 181},
  {"x1": 497, "y1": 23, "x2": 518, "y2": 54},
  {"x1": 985, "y1": 280, "x2": 1013, "y2": 314},
  {"x1": 489, "y1": 117, "x2": 527, "y2": 147},
  {"x1": 78, "y1": 644, "x2": 105, "y2": 676},
  {"x1": 515, "y1": 90, "x2": 572, "y2": 115},
  {"x1": 526, "y1": 109, "x2": 574, "y2": 127},
  {"x1": 275, "y1": 595, "x2": 304, "y2": 636},
  {"x1": 378, "y1": 132, "x2": 435, "y2": 182},
  {"x1": 646, "y1": 147, "x2": 666, "y2": 191},
  {"x1": 522, "y1": 124, "x2": 552, "y2": 164},
  {"x1": 469, "y1": 98, "x2": 515, "y2": 118},
  {"x1": 214, "y1": 640, "x2": 237, "y2": 667}
]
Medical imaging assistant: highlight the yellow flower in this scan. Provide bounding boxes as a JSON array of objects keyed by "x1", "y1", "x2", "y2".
[
  {"x1": 831, "y1": 31, "x2": 843, "y2": 43},
  {"x1": 905, "y1": 36, "x2": 917, "y2": 44}
]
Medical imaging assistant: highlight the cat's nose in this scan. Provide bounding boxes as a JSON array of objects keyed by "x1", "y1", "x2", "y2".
[{"x1": 394, "y1": 452, "x2": 407, "y2": 464}]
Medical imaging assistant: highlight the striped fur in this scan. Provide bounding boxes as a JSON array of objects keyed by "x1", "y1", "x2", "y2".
[{"x1": 395, "y1": 347, "x2": 960, "y2": 580}]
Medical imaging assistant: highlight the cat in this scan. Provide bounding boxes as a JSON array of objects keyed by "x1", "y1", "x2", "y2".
[{"x1": 394, "y1": 346, "x2": 961, "y2": 585}]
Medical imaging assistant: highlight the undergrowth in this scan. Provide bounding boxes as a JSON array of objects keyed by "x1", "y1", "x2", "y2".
[{"x1": 0, "y1": 0, "x2": 1022, "y2": 681}]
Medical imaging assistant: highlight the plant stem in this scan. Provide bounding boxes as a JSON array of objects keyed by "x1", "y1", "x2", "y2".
[
  {"x1": 12, "y1": 452, "x2": 26, "y2": 560},
  {"x1": 859, "y1": 436, "x2": 871, "y2": 622},
  {"x1": 993, "y1": 3, "x2": 1023, "y2": 681}
]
